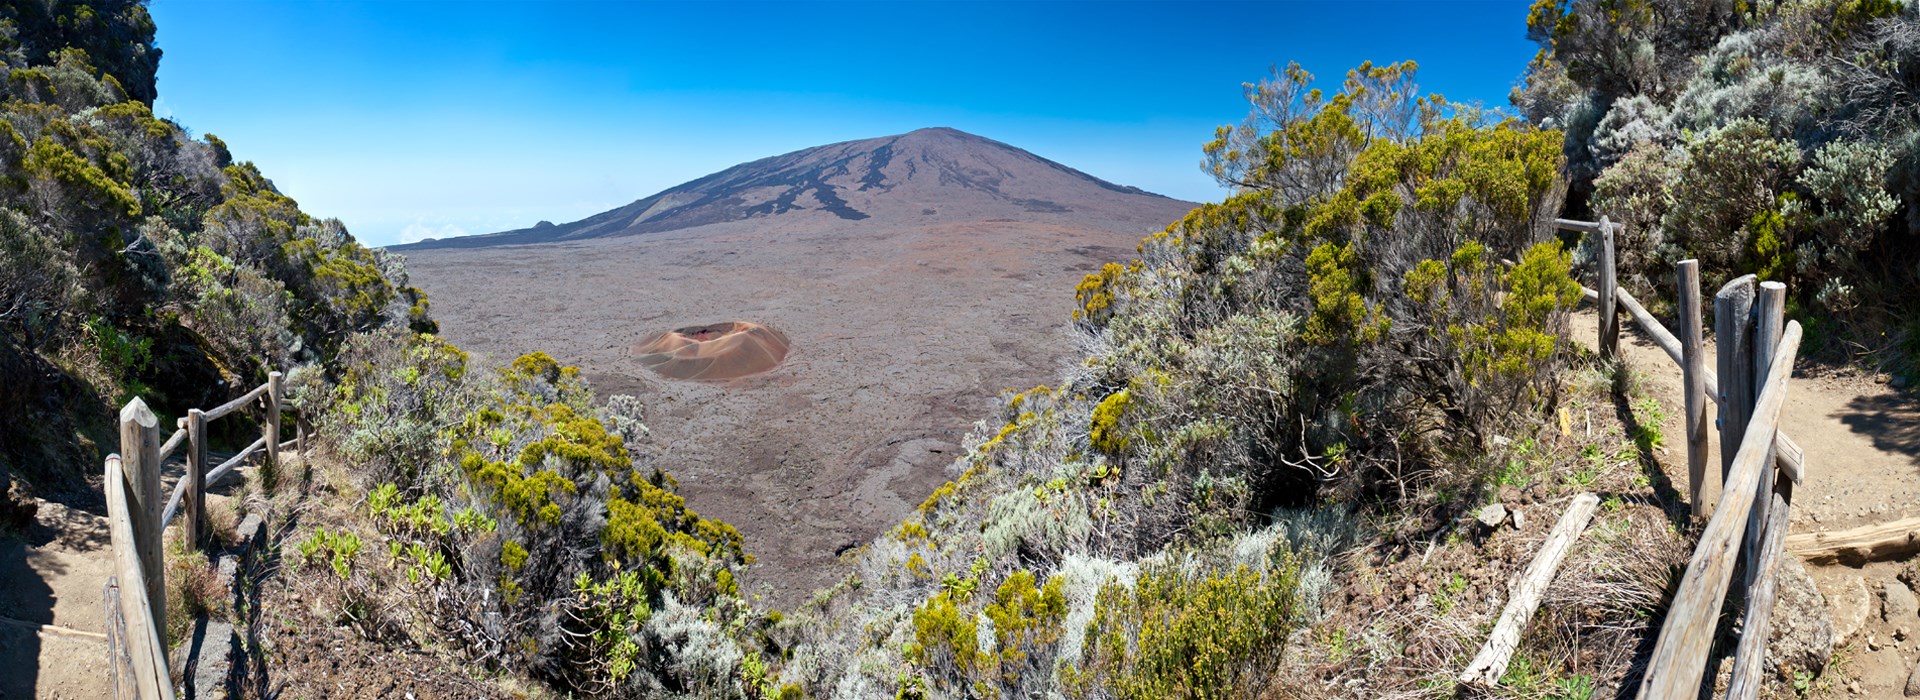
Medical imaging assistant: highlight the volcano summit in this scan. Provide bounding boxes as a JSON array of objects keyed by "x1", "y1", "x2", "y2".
[
  {"x1": 394, "y1": 127, "x2": 1184, "y2": 250},
  {"x1": 396, "y1": 128, "x2": 1195, "y2": 599}
]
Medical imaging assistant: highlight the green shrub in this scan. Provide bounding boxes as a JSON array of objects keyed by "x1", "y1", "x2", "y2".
[
  {"x1": 317, "y1": 335, "x2": 763, "y2": 695},
  {"x1": 1067, "y1": 562, "x2": 1300, "y2": 700},
  {"x1": 1660, "y1": 118, "x2": 1799, "y2": 276},
  {"x1": 296, "y1": 527, "x2": 362, "y2": 580},
  {"x1": 1088, "y1": 389, "x2": 1132, "y2": 455}
]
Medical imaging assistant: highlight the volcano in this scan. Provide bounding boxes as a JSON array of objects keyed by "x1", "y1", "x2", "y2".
[
  {"x1": 390, "y1": 127, "x2": 1187, "y2": 250},
  {"x1": 396, "y1": 127, "x2": 1198, "y2": 601}
]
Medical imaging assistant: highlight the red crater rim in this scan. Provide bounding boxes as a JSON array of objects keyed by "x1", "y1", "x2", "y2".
[{"x1": 631, "y1": 321, "x2": 791, "y2": 381}]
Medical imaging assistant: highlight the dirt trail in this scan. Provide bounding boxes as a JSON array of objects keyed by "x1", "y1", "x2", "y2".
[
  {"x1": 0, "y1": 447, "x2": 231, "y2": 698},
  {"x1": 0, "y1": 498, "x2": 114, "y2": 699},
  {"x1": 1574, "y1": 310, "x2": 1920, "y2": 694}
]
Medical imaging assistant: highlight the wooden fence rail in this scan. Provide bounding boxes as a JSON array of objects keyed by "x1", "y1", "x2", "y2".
[
  {"x1": 1551, "y1": 218, "x2": 1808, "y2": 699},
  {"x1": 103, "y1": 370, "x2": 301, "y2": 700}
]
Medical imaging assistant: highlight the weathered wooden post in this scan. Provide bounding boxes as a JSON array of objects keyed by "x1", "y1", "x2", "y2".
[
  {"x1": 1744, "y1": 281, "x2": 1786, "y2": 584},
  {"x1": 1715, "y1": 275, "x2": 1758, "y2": 481},
  {"x1": 185, "y1": 407, "x2": 208, "y2": 547},
  {"x1": 1598, "y1": 216, "x2": 1620, "y2": 359},
  {"x1": 266, "y1": 370, "x2": 283, "y2": 466},
  {"x1": 118, "y1": 398, "x2": 164, "y2": 630},
  {"x1": 1678, "y1": 260, "x2": 1709, "y2": 512},
  {"x1": 1640, "y1": 321, "x2": 1804, "y2": 698},
  {"x1": 1729, "y1": 281, "x2": 1792, "y2": 700}
]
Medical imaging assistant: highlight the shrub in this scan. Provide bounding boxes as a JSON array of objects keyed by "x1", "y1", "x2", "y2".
[
  {"x1": 1088, "y1": 389, "x2": 1132, "y2": 455},
  {"x1": 1066, "y1": 562, "x2": 1301, "y2": 700},
  {"x1": 317, "y1": 332, "x2": 764, "y2": 696},
  {"x1": 1795, "y1": 140, "x2": 1898, "y2": 283},
  {"x1": 903, "y1": 569, "x2": 1068, "y2": 696},
  {"x1": 1589, "y1": 139, "x2": 1679, "y2": 286},
  {"x1": 1660, "y1": 119, "x2": 1799, "y2": 275}
]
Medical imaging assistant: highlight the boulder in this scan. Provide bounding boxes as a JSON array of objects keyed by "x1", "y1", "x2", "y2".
[
  {"x1": 1475, "y1": 503, "x2": 1509, "y2": 529},
  {"x1": 1888, "y1": 578, "x2": 1920, "y2": 624},
  {"x1": 1770, "y1": 556, "x2": 1835, "y2": 677},
  {"x1": 1829, "y1": 575, "x2": 1874, "y2": 647}
]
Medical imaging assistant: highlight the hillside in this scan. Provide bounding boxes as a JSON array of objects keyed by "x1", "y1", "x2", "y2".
[
  {"x1": 16, "y1": 1, "x2": 1920, "y2": 698},
  {"x1": 399, "y1": 128, "x2": 1195, "y2": 599},
  {"x1": 392, "y1": 126, "x2": 1189, "y2": 250}
]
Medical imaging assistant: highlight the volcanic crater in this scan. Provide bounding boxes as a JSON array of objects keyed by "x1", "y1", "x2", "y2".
[{"x1": 632, "y1": 321, "x2": 791, "y2": 381}]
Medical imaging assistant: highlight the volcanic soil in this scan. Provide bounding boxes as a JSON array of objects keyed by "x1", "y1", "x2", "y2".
[{"x1": 400, "y1": 128, "x2": 1194, "y2": 602}]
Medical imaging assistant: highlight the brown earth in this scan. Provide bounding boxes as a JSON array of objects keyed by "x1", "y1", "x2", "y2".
[{"x1": 401, "y1": 128, "x2": 1193, "y2": 603}]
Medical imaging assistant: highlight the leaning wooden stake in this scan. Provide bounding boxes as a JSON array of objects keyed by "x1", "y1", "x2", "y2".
[
  {"x1": 1678, "y1": 260, "x2": 1709, "y2": 510},
  {"x1": 1729, "y1": 488, "x2": 1792, "y2": 700},
  {"x1": 1638, "y1": 321, "x2": 1802, "y2": 699},
  {"x1": 103, "y1": 576, "x2": 136, "y2": 699},
  {"x1": 1459, "y1": 493, "x2": 1602, "y2": 688},
  {"x1": 1598, "y1": 217, "x2": 1620, "y2": 359},
  {"x1": 118, "y1": 398, "x2": 164, "y2": 629}
]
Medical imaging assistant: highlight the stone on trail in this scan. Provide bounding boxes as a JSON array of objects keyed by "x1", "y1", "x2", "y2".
[
  {"x1": 1830, "y1": 575, "x2": 1873, "y2": 647},
  {"x1": 1476, "y1": 503, "x2": 1509, "y2": 529},
  {"x1": 1770, "y1": 556, "x2": 1834, "y2": 678},
  {"x1": 1887, "y1": 578, "x2": 1919, "y2": 624}
]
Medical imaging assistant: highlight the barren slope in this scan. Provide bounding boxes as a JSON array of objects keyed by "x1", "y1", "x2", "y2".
[{"x1": 400, "y1": 128, "x2": 1194, "y2": 601}]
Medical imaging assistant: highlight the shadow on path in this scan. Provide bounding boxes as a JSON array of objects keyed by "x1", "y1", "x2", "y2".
[
  {"x1": 0, "y1": 527, "x2": 61, "y2": 698},
  {"x1": 1838, "y1": 390, "x2": 1920, "y2": 468}
]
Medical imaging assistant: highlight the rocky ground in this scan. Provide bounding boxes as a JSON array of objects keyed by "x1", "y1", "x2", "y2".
[
  {"x1": 403, "y1": 213, "x2": 1159, "y2": 604},
  {"x1": 1572, "y1": 311, "x2": 1920, "y2": 697}
]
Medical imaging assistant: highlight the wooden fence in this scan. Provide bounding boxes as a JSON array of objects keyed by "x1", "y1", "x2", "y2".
[
  {"x1": 1554, "y1": 218, "x2": 1808, "y2": 699},
  {"x1": 102, "y1": 371, "x2": 306, "y2": 700}
]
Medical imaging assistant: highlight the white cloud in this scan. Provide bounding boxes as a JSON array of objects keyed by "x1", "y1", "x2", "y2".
[{"x1": 399, "y1": 220, "x2": 469, "y2": 244}]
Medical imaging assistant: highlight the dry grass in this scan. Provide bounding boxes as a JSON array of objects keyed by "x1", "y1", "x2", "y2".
[
  {"x1": 163, "y1": 530, "x2": 230, "y2": 650},
  {"x1": 1270, "y1": 358, "x2": 1697, "y2": 699}
]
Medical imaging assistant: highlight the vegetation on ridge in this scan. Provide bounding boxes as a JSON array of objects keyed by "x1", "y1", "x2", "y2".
[
  {"x1": 1517, "y1": 0, "x2": 1920, "y2": 373},
  {"x1": 0, "y1": 0, "x2": 432, "y2": 495}
]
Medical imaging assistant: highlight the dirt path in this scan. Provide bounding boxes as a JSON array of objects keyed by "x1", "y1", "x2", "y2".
[
  {"x1": 0, "y1": 498, "x2": 114, "y2": 699},
  {"x1": 1574, "y1": 310, "x2": 1920, "y2": 695}
]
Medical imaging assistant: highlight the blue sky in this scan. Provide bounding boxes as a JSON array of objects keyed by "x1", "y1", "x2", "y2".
[{"x1": 148, "y1": 1, "x2": 1538, "y2": 247}]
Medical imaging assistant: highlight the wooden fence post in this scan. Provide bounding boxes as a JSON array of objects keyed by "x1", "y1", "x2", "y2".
[
  {"x1": 1729, "y1": 281, "x2": 1790, "y2": 700},
  {"x1": 1598, "y1": 216, "x2": 1619, "y2": 359},
  {"x1": 1639, "y1": 321, "x2": 1804, "y2": 698},
  {"x1": 118, "y1": 398, "x2": 164, "y2": 632},
  {"x1": 185, "y1": 408, "x2": 207, "y2": 548},
  {"x1": 1715, "y1": 275, "x2": 1758, "y2": 482},
  {"x1": 1744, "y1": 281, "x2": 1786, "y2": 587},
  {"x1": 266, "y1": 370, "x2": 283, "y2": 466},
  {"x1": 1678, "y1": 260, "x2": 1709, "y2": 512}
]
